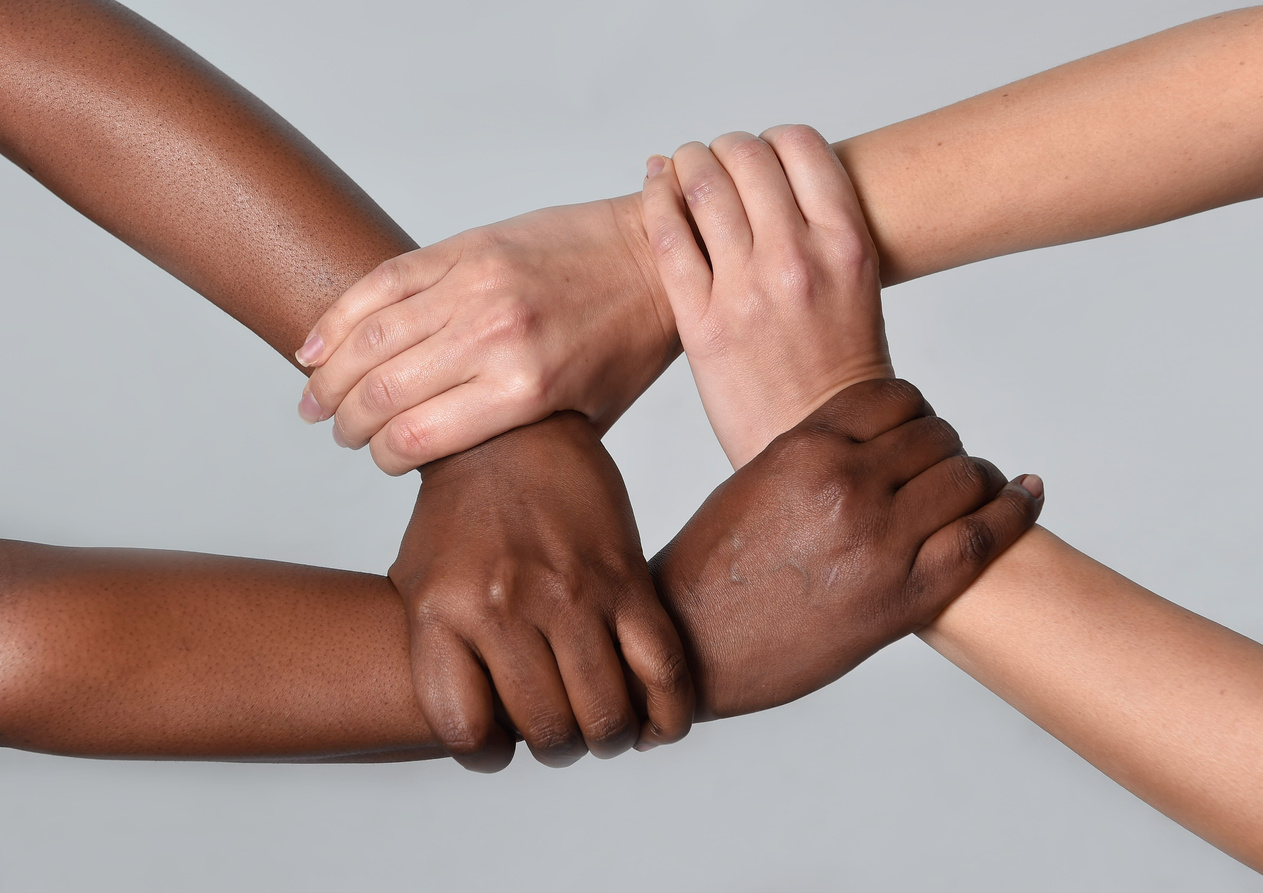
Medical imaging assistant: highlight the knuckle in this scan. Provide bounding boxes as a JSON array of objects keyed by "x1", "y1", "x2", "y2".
[
  {"x1": 528, "y1": 717, "x2": 585, "y2": 760},
  {"x1": 955, "y1": 516, "x2": 997, "y2": 568},
  {"x1": 370, "y1": 255, "x2": 403, "y2": 296},
  {"x1": 877, "y1": 378, "x2": 926, "y2": 416},
  {"x1": 776, "y1": 123, "x2": 827, "y2": 151},
  {"x1": 435, "y1": 713, "x2": 491, "y2": 757},
  {"x1": 383, "y1": 417, "x2": 433, "y2": 467},
  {"x1": 722, "y1": 134, "x2": 773, "y2": 168},
  {"x1": 356, "y1": 316, "x2": 394, "y2": 359},
  {"x1": 468, "y1": 245, "x2": 518, "y2": 293},
  {"x1": 948, "y1": 456, "x2": 989, "y2": 496},
  {"x1": 481, "y1": 298, "x2": 537, "y2": 345},
  {"x1": 650, "y1": 226, "x2": 691, "y2": 264},
  {"x1": 362, "y1": 369, "x2": 405, "y2": 414},
  {"x1": 648, "y1": 646, "x2": 690, "y2": 700},
  {"x1": 684, "y1": 175, "x2": 720, "y2": 208},
  {"x1": 775, "y1": 246, "x2": 818, "y2": 301},
  {"x1": 586, "y1": 710, "x2": 636, "y2": 750},
  {"x1": 504, "y1": 367, "x2": 553, "y2": 414}
]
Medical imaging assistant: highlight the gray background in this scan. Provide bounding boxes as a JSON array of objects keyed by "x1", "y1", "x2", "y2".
[{"x1": 2, "y1": 0, "x2": 1261, "y2": 889}]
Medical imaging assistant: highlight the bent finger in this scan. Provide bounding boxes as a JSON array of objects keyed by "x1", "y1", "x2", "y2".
[
  {"x1": 295, "y1": 241, "x2": 460, "y2": 368},
  {"x1": 760, "y1": 124, "x2": 866, "y2": 232},
  {"x1": 908, "y1": 475, "x2": 1045, "y2": 621},
  {"x1": 302, "y1": 296, "x2": 452, "y2": 423},
  {"x1": 614, "y1": 597, "x2": 695, "y2": 750},
  {"x1": 642, "y1": 155, "x2": 713, "y2": 322},
  {"x1": 709, "y1": 131, "x2": 803, "y2": 247},
  {"x1": 366, "y1": 380, "x2": 548, "y2": 474},
  {"x1": 671, "y1": 140, "x2": 753, "y2": 267},
  {"x1": 799, "y1": 378, "x2": 931, "y2": 443},
  {"x1": 411, "y1": 628, "x2": 515, "y2": 773},
  {"x1": 483, "y1": 632, "x2": 587, "y2": 769},
  {"x1": 863, "y1": 414, "x2": 965, "y2": 488},
  {"x1": 896, "y1": 454, "x2": 1009, "y2": 534},
  {"x1": 548, "y1": 619, "x2": 640, "y2": 760}
]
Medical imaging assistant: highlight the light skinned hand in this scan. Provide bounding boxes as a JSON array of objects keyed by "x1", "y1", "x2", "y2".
[
  {"x1": 642, "y1": 125, "x2": 892, "y2": 469},
  {"x1": 294, "y1": 199, "x2": 678, "y2": 474},
  {"x1": 653, "y1": 378, "x2": 1044, "y2": 720},
  {"x1": 390, "y1": 411, "x2": 693, "y2": 772}
]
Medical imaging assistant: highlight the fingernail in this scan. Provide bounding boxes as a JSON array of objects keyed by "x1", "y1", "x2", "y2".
[
  {"x1": 1018, "y1": 474, "x2": 1045, "y2": 500},
  {"x1": 331, "y1": 424, "x2": 349, "y2": 449},
  {"x1": 295, "y1": 332, "x2": 323, "y2": 367},
  {"x1": 645, "y1": 155, "x2": 665, "y2": 178},
  {"x1": 297, "y1": 390, "x2": 324, "y2": 424},
  {"x1": 634, "y1": 740, "x2": 659, "y2": 753}
]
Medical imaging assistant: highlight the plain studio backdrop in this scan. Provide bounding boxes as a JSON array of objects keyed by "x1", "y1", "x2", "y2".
[{"x1": 2, "y1": 0, "x2": 1261, "y2": 889}]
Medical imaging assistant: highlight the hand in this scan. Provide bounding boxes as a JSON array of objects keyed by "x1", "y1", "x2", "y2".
[
  {"x1": 642, "y1": 125, "x2": 891, "y2": 469},
  {"x1": 390, "y1": 412, "x2": 694, "y2": 772},
  {"x1": 653, "y1": 378, "x2": 1043, "y2": 721},
  {"x1": 294, "y1": 197, "x2": 677, "y2": 474}
]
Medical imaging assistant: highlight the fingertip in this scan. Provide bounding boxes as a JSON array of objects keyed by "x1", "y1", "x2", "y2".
[
  {"x1": 297, "y1": 388, "x2": 326, "y2": 424},
  {"x1": 295, "y1": 331, "x2": 324, "y2": 367},
  {"x1": 645, "y1": 155, "x2": 666, "y2": 178},
  {"x1": 1016, "y1": 473, "x2": 1045, "y2": 501}
]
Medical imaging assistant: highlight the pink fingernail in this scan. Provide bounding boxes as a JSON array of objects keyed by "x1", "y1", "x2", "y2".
[
  {"x1": 646, "y1": 155, "x2": 665, "y2": 178},
  {"x1": 295, "y1": 332, "x2": 324, "y2": 367},
  {"x1": 297, "y1": 390, "x2": 324, "y2": 424},
  {"x1": 1019, "y1": 474, "x2": 1045, "y2": 500},
  {"x1": 332, "y1": 424, "x2": 349, "y2": 449}
]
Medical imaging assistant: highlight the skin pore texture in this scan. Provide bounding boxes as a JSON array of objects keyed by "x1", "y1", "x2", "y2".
[
  {"x1": 0, "y1": 0, "x2": 1036, "y2": 770},
  {"x1": 301, "y1": 6, "x2": 1263, "y2": 472},
  {"x1": 2, "y1": 0, "x2": 1262, "y2": 873}
]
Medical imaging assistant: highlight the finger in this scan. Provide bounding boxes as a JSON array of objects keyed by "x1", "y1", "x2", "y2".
[
  {"x1": 411, "y1": 628, "x2": 515, "y2": 773},
  {"x1": 330, "y1": 328, "x2": 472, "y2": 451},
  {"x1": 301, "y1": 296, "x2": 452, "y2": 423},
  {"x1": 642, "y1": 155, "x2": 713, "y2": 322},
  {"x1": 365, "y1": 380, "x2": 547, "y2": 474},
  {"x1": 614, "y1": 597, "x2": 695, "y2": 750},
  {"x1": 908, "y1": 474, "x2": 1045, "y2": 619},
  {"x1": 799, "y1": 378, "x2": 931, "y2": 443},
  {"x1": 483, "y1": 631, "x2": 587, "y2": 769},
  {"x1": 862, "y1": 414, "x2": 965, "y2": 488},
  {"x1": 895, "y1": 454, "x2": 1010, "y2": 534},
  {"x1": 760, "y1": 124, "x2": 866, "y2": 232},
  {"x1": 670, "y1": 140, "x2": 753, "y2": 267},
  {"x1": 709, "y1": 131, "x2": 803, "y2": 247},
  {"x1": 547, "y1": 619, "x2": 640, "y2": 760},
  {"x1": 295, "y1": 241, "x2": 460, "y2": 368}
]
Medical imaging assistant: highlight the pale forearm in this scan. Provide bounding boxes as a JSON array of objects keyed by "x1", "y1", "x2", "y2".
[
  {"x1": 920, "y1": 526, "x2": 1263, "y2": 871},
  {"x1": 835, "y1": 7, "x2": 1263, "y2": 285}
]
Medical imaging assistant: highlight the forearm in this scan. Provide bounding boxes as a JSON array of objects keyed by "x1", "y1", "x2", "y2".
[
  {"x1": 0, "y1": 0, "x2": 416, "y2": 359},
  {"x1": 0, "y1": 539, "x2": 440, "y2": 761},
  {"x1": 919, "y1": 526, "x2": 1263, "y2": 871},
  {"x1": 834, "y1": 7, "x2": 1263, "y2": 285}
]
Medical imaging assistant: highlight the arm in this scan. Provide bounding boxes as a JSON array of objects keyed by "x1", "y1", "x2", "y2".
[
  {"x1": 0, "y1": 381, "x2": 1040, "y2": 758},
  {"x1": 0, "y1": 0, "x2": 693, "y2": 768},
  {"x1": 919, "y1": 530, "x2": 1263, "y2": 872},
  {"x1": 302, "y1": 6, "x2": 1263, "y2": 472},
  {"x1": 643, "y1": 122, "x2": 1263, "y2": 870},
  {"x1": 837, "y1": 5, "x2": 1263, "y2": 285}
]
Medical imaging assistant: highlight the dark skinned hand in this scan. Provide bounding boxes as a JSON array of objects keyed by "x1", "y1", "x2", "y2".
[
  {"x1": 652, "y1": 378, "x2": 1043, "y2": 721},
  {"x1": 390, "y1": 411, "x2": 694, "y2": 772}
]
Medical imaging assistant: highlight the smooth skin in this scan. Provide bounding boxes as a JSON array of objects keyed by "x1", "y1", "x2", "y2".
[
  {"x1": 0, "y1": 380, "x2": 1042, "y2": 756},
  {"x1": 0, "y1": 0, "x2": 693, "y2": 770},
  {"x1": 300, "y1": 6, "x2": 1263, "y2": 472},
  {"x1": 641, "y1": 122, "x2": 1263, "y2": 872},
  {"x1": 0, "y1": 0, "x2": 1039, "y2": 764}
]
